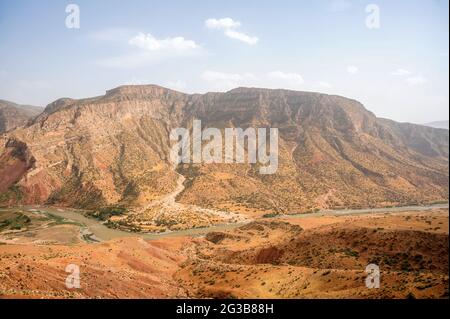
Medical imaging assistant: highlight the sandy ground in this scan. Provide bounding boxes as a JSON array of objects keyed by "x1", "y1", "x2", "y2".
[
  {"x1": 0, "y1": 237, "x2": 191, "y2": 298},
  {"x1": 279, "y1": 209, "x2": 449, "y2": 232},
  {"x1": 0, "y1": 208, "x2": 448, "y2": 299}
]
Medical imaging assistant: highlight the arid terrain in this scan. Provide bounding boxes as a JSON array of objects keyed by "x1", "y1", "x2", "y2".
[
  {"x1": 0, "y1": 100, "x2": 42, "y2": 134},
  {"x1": 0, "y1": 86, "x2": 448, "y2": 232},
  {"x1": 0, "y1": 85, "x2": 448, "y2": 299},
  {"x1": 0, "y1": 206, "x2": 448, "y2": 298}
]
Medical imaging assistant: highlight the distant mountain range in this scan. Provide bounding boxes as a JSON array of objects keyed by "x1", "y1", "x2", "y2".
[
  {"x1": 424, "y1": 120, "x2": 449, "y2": 130},
  {"x1": 0, "y1": 86, "x2": 448, "y2": 224},
  {"x1": 0, "y1": 99, "x2": 42, "y2": 134}
]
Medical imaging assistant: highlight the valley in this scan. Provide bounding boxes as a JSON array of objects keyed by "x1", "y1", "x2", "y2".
[
  {"x1": 1, "y1": 86, "x2": 448, "y2": 228},
  {"x1": 1, "y1": 203, "x2": 447, "y2": 243},
  {"x1": 0, "y1": 205, "x2": 447, "y2": 298},
  {"x1": 0, "y1": 85, "x2": 448, "y2": 299}
]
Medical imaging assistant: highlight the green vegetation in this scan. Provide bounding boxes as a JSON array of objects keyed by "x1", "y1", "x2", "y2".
[
  {"x1": 428, "y1": 200, "x2": 449, "y2": 205},
  {"x1": 343, "y1": 248, "x2": 359, "y2": 258},
  {"x1": 262, "y1": 213, "x2": 279, "y2": 218},
  {"x1": 104, "y1": 220, "x2": 118, "y2": 228},
  {"x1": 85, "y1": 206, "x2": 126, "y2": 221},
  {"x1": 0, "y1": 212, "x2": 30, "y2": 231},
  {"x1": 301, "y1": 208, "x2": 321, "y2": 214},
  {"x1": 43, "y1": 212, "x2": 82, "y2": 226},
  {"x1": 104, "y1": 219, "x2": 142, "y2": 232},
  {"x1": 0, "y1": 185, "x2": 23, "y2": 203},
  {"x1": 401, "y1": 260, "x2": 412, "y2": 272},
  {"x1": 81, "y1": 233, "x2": 100, "y2": 243}
]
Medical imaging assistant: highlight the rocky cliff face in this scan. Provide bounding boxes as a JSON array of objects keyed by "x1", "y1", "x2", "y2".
[
  {"x1": 0, "y1": 100, "x2": 42, "y2": 134},
  {"x1": 0, "y1": 85, "x2": 448, "y2": 216}
]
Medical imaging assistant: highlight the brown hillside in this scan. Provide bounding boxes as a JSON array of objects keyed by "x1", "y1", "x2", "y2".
[{"x1": 0, "y1": 85, "x2": 448, "y2": 228}]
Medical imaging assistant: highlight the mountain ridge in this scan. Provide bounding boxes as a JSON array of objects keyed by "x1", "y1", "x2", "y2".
[
  {"x1": 423, "y1": 120, "x2": 449, "y2": 130},
  {"x1": 0, "y1": 85, "x2": 448, "y2": 230},
  {"x1": 0, "y1": 99, "x2": 42, "y2": 134}
]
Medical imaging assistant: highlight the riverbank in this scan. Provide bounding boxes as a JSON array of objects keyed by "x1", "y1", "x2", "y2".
[{"x1": 1, "y1": 202, "x2": 448, "y2": 242}]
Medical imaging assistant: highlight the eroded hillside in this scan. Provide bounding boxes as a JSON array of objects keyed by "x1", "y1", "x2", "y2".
[{"x1": 0, "y1": 85, "x2": 448, "y2": 230}]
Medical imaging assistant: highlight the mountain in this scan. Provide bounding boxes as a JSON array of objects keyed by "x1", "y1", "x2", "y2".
[
  {"x1": 0, "y1": 99, "x2": 42, "y2": 134},
  {"x1": 424, "y1": 120, "x2": 449, "y2": 130},
  {"x1": 0, "y1": 85, "x2": 448, "y2": 230}
]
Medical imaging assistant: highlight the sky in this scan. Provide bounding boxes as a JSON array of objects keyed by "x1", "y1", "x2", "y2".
[{"x1": 0, "y1": 0, "x2": 448, "y2": 124}]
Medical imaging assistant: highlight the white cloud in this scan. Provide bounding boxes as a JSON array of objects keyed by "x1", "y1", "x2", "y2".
[
  {"x1": 201, "y1": 70, "x2": 305, "y2": 91},
  {"x1": 224, "y1": 29, "x2": 259, "y2": 45},
  {"x1": 347, "y1": 65, "x2": 359, "y2": 75},
  {"x1": 129, "y1": 32, "x2": 200, "y2": 52},
  {"x1": 390, "y1": 69, "x2": 428, "y2": 86},
  {"x1": 97, "y1": 32, "x2": 203, "y2": 68},
  {"x1": 92, "y1": 29, "x2": 202, "y2": 52},
  {"x1": 405, "y1": 76, "x2": 428, "y2": 86},
  {"x1": 205, "y1": 18, "x2": 241, "y2": 30},
  {"x1": 391, "y1": 69, "x2": 411, "y2": 76},
  {"x1": 205, "y1": 17, "x2": 258, "y2": 45}
]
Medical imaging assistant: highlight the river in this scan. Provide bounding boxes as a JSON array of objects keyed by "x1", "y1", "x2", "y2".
[{"x1": 1, "y1": 203, "x2": 447, "y2": 242}]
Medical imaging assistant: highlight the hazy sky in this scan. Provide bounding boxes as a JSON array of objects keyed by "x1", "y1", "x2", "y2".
[{"x1": 0, "y1": 0, "x2": 448, "y2": 123}]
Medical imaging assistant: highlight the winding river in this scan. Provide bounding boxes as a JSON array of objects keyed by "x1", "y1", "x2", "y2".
[{"x1": 1, "y1": 203, "x2": 447, "y2": 242}]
